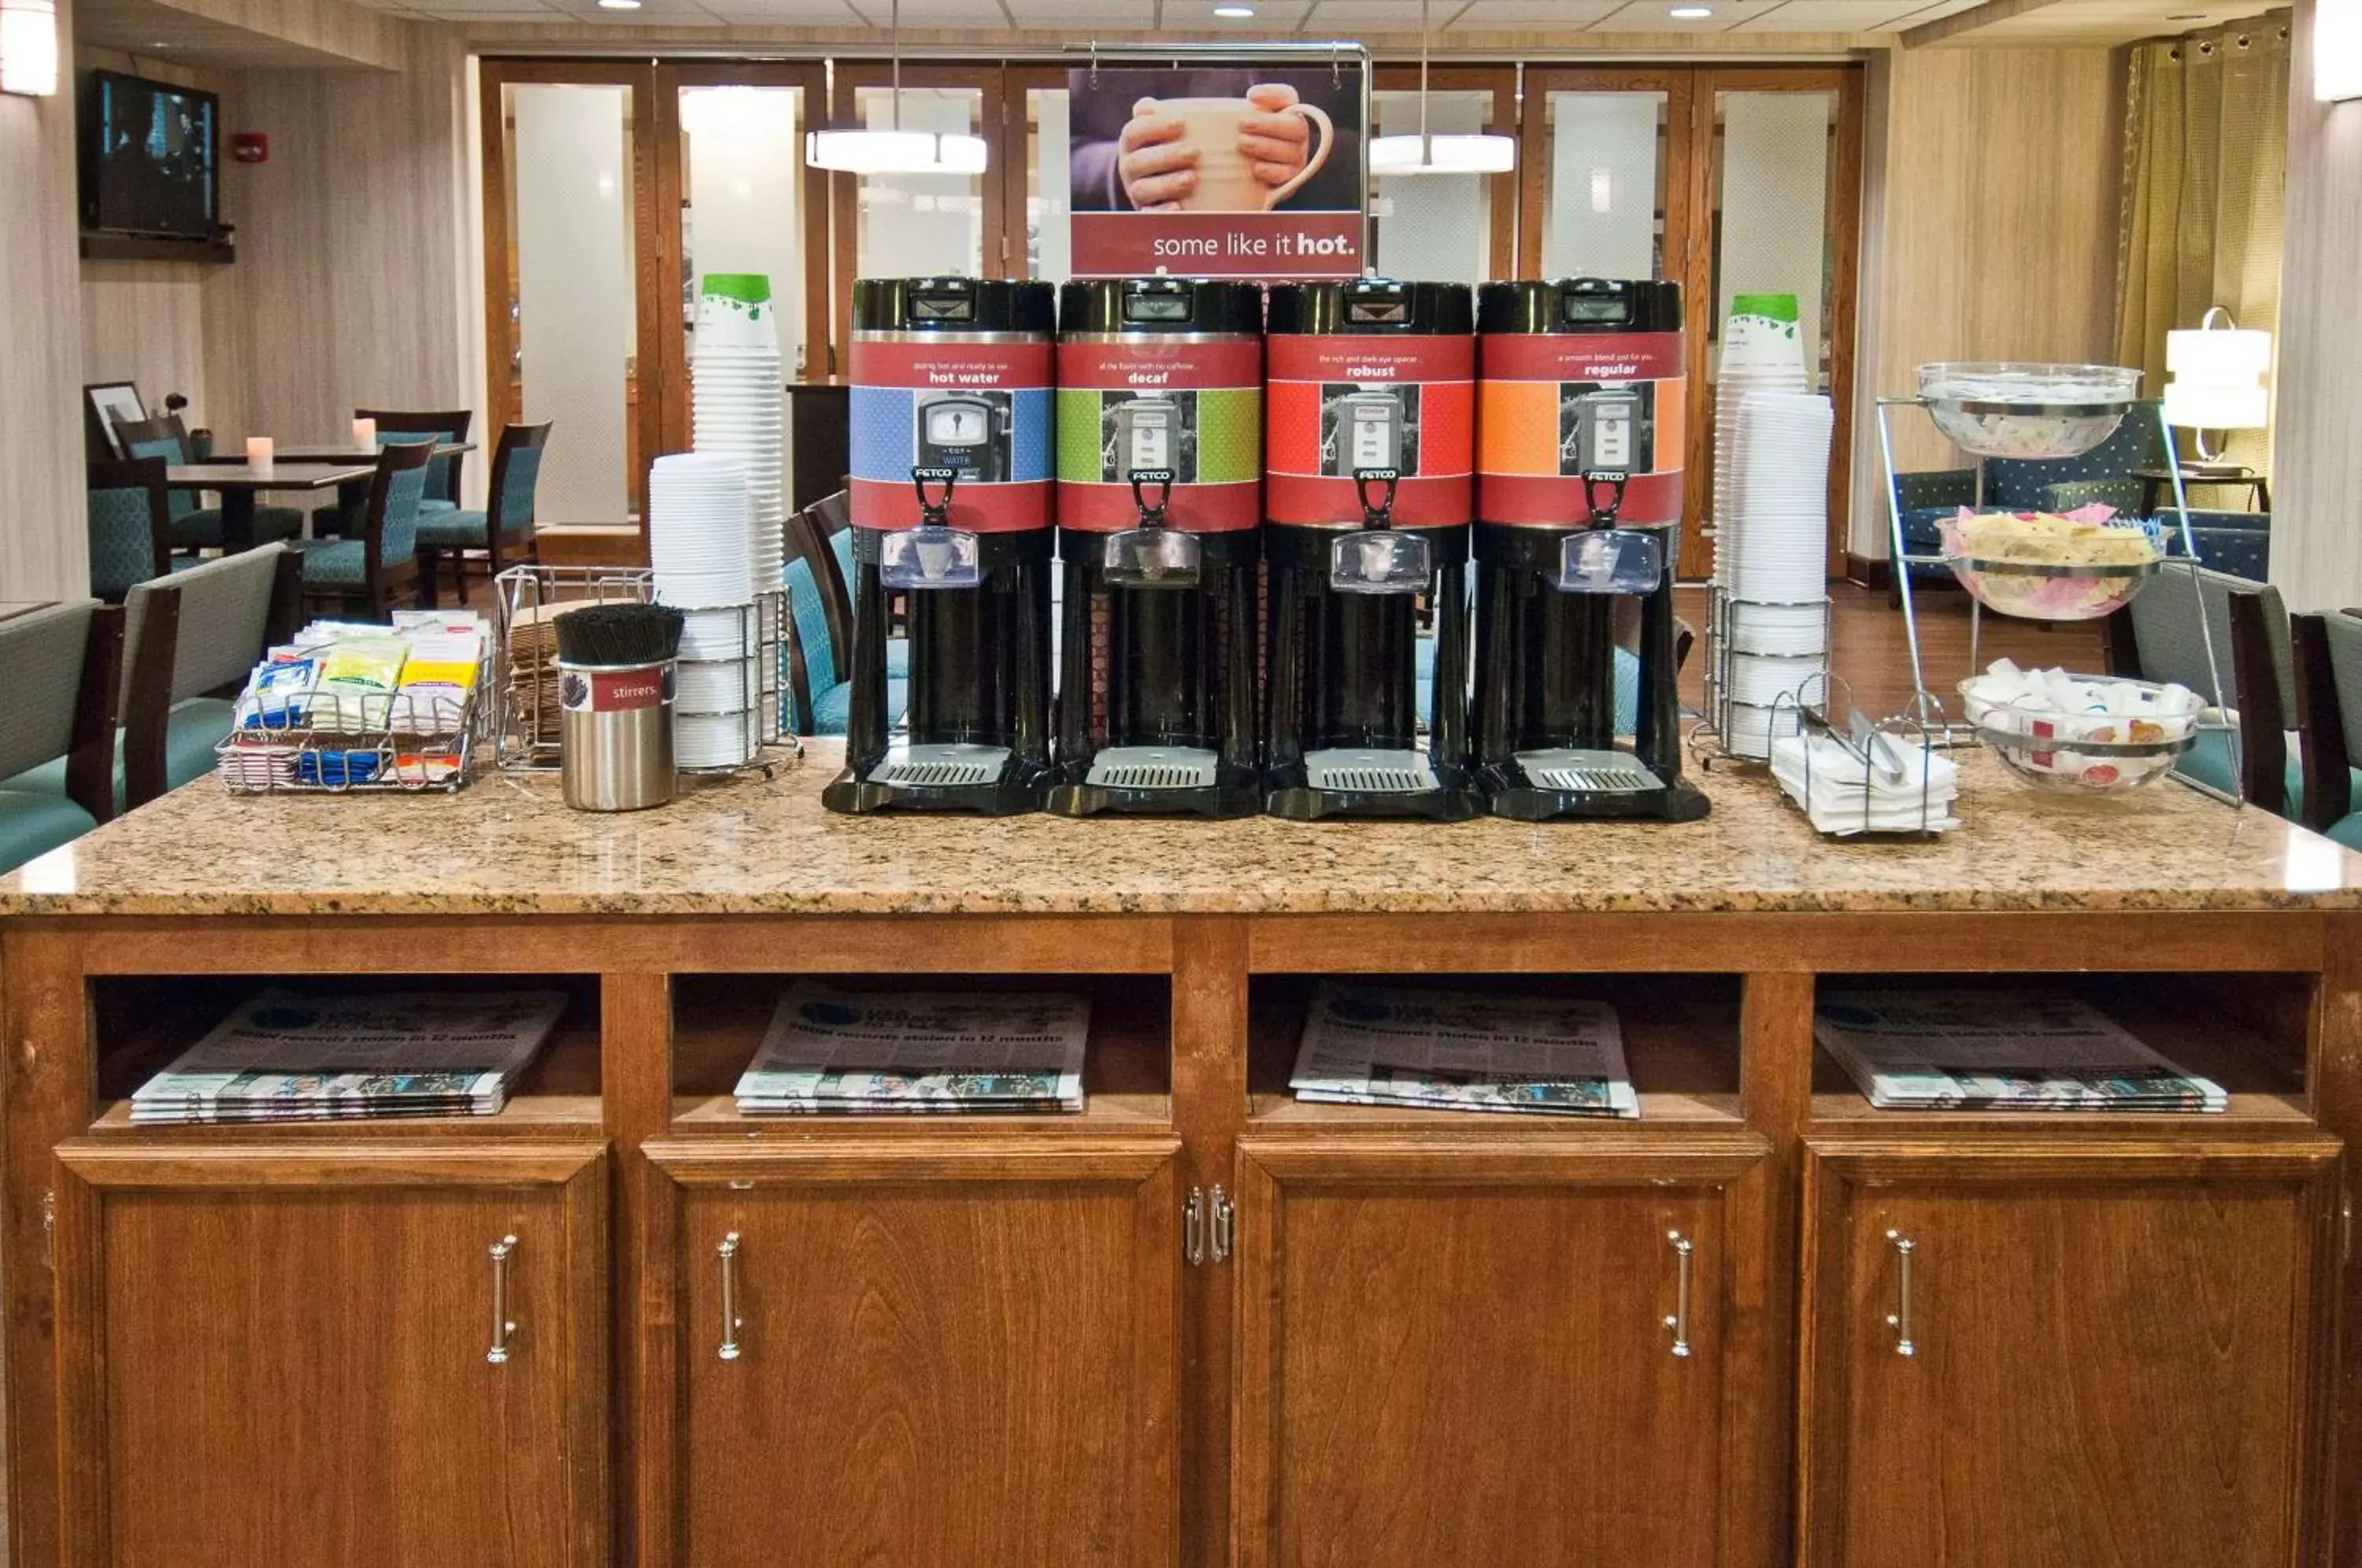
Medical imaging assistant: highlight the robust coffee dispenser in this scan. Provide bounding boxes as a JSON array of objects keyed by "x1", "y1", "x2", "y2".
[
  {"x1": 1262, "y1": 277, "x2": 1479, "y2": 821},
  {"x1": 1471, "y1": 277, "x2": 1706, "y2": 822},
  {"x1": 1049, "y1": 277, "x2": 1264, "y2": 817},
  {"x1": 822, "y1": 276, "x2": 1057, "y2": 815}
]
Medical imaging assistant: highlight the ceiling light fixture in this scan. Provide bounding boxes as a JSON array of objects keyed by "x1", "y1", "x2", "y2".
[
  {"x1": 1212, "y1": 3, "x2": 1257, "y2": 13},
  {"x1": 1671, "y1": 5, "x2": 1713, "y2": 15},
  {"x1": 1367, "y1": 0, "x2": 1518, "y2": 176},
  {"x1": 2321, "y1": 0, "x2": 2362, "y2": 99},
  {"x1": 596, "y1": 0, "x2": 642, "y2": 10},
  {"x1": 805, "y1": 0, "x2": 990, "y2": 175}
]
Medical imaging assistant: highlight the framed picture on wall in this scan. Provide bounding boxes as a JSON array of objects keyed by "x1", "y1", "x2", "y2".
[{"x1": 83, "y1": 382, "x2": 148, "y2": 461}]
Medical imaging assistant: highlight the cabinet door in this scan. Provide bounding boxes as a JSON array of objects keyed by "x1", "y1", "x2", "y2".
[
  {"x1": 53, "y1": 1141, "x2": 609, "y2": 1568},
  {"x1": 1800, "y1": 1138, "x2": 2341, "y2": 1568},
  {"x1": 1231, "y1": 1133, "x2": 1768, "y2": 1568},
  {"x1": 649, "y1": 1135, "x2": 1183, "y2": 1568}
]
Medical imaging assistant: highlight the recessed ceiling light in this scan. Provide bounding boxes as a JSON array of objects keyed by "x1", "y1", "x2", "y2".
[
  {"x1": 1213, "y1": 3, "x2": 1256, "y2": 13},
  {"x1": 1670, "y1": 5, "x2": 1713, "y2": 15},
  {"x1": 598, "y1": 0, "x2": 641, "y2": 9}
]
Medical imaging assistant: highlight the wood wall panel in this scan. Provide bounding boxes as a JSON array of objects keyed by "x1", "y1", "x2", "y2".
[
  {"x1": 2271, "y1": 0, "x2": 2362, "y2": 612},
  {"x1": 0, "y1": 0, "x2": 89, "y2": 601},
  {"x1": 1847, "y1": 45, "x2": 2126, "y2": 556}
]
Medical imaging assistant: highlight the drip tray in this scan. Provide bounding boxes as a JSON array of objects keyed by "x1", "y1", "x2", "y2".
[
  {"x1": 1087, "y1": 745, "x2": 1219, "y2": 792},
  {"x1": 1516, "y1": 748, "x2": 1660, "y2": 793},
  {"x1": 868, "y1": 742, "x2": 1013, "y2": 790},
  {"x1": 1303, "y1": 748, "x2": 1439, "y2": 795}
]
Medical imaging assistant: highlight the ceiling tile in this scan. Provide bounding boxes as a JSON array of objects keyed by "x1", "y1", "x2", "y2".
[
  {"x1": 1588, "y1": 0, "x2": 1779, "y2": 27},
  {"x1": 1441, "y1": 0, "x2": 1623, "y2": 25},
  {"x1": 1731, "y1": 0, "x2": 1920, "y2": 24},
  {"x1": 1004, "y1": 0, "x2": 1158, "y2": 23},
  {"x1": 703, "y1": 0, "x2": 864, "y2": 17},
  {"x1": 841, "y1": 0, "x2": 1012, "y2": 23},
  {"x1": 1301, "y1": 0, "x2": 1437, "y2": 28},
  {"x1": 1157, "y1": 0, "x2": 1317, "y2": 26}
]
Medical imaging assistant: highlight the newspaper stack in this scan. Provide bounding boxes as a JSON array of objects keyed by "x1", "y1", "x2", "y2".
[
  {"x1": 1290, "y1": 982, "x2": 1639, "y2": 1118},
  {"x1": 130, "y1": 988, "x2": 568, "y2": 1124},
  {"x1": 1814, "y1": 989, "x2": 2227, "y2": 1111},
  {"x1": 735, "y1": 984, "x2": 1089, "y2": 1115}
]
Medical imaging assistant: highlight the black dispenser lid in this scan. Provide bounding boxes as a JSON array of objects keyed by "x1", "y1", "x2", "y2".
[
  {"x1": 852, "y1": 276, "x2": 1057, "y2": 333},
  {"x1": 1059, "y1": 276, "x2": 1264, "y2": 335},
  {"x1": 1268, "y1": 276, "x2": 1474, "y2": 335},
  {"x1": 1478, "y1": 277, "x2": 1684, "y2": 334}
]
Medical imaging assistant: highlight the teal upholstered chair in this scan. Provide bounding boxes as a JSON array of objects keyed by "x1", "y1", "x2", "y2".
[
  {"x1": 2110, "y1": 563, "x2": 2301, "y2": 815},
  {"x1": 357, "y1": 407, "x2": 471, "y2": 516},
  {"x1": 804, "y1": 491, "x2": 909, "y2": 679},
  {"x1": 113, "y1": 416, "x2": 302, "y2": 553},
  {"x1": 119, "y1": 545, "x2": 301, "y2": 808},
  {"x1": 86, "y1": 458, "x2": 180, "y2": 601},
  {"x1": 294, "y1": 438, "x2": 436, "y2": 617},
  {"x1": 783, "y1": 508, "x2": 904, "y2": 737},
  {"x1": 2290, "y1": 611, "x2": 2362, "y2": 851},
  {"x1": 0, "y1": 602, "x2": 123, "y2": 875},
  {"x1": 415, "y1": 421, "x2": 547, "y2": 607}
]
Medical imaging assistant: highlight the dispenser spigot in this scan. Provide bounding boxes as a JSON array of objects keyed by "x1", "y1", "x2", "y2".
[
  {"x1": 1130, "y1": 468, "x2": 1174, "y2": 530},
  {"x1": 1583, "y1": 472, "x2": 1629, "y2": 527},
  {"x1": 1354, "y1": 468, "x2": 1401, "y2": 531},
  {"x1": 912, "y1": 465, "x2": 958, "y2": 527}
]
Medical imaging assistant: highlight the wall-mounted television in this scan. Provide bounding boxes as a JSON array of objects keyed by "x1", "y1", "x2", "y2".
[{"x1": 80, "y1": 70, "x2": 220, "y2": 240}]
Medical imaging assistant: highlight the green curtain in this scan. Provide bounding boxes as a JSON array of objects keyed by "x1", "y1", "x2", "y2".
[{"x1": 2116, "y1": 13, "x2": 2290, "y2": 476}]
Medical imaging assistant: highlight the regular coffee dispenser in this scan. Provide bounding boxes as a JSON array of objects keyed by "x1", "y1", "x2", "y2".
[
  {"x1": 1472, "y1": 277, "x2": 1706, "y2": 822},
  {"x1": 1261, "y1": 276, "x2": 1479, "y2": 821},
  {"x1": 1049, "y1": 276, "x2": 1265, "y2": 817},
  {"x1": 822, "y1": 276, "x2": 1057, "y2": 815}
]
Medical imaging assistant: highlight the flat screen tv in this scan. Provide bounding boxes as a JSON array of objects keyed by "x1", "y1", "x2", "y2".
[{"x1": 80, "y1": 70, "x2": 220, "y2": 240}]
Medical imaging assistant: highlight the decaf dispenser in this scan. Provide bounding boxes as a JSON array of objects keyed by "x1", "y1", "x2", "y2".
[
  {"x1": 823, "y1": 276, "x2": 1057, "y2": 815},
  {"x1": 1049, "y1": 276, "x2": 1264, "y2": 817},
  {"x1": 1471, "y1": 276, "x2": 1706, "y2": 822},
  {"x1": 1261, "y1": 276, "x2": 1479, "y2": 821}
]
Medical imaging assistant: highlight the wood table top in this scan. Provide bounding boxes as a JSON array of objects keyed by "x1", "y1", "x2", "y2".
[{"x1": 165, "y1": 464, "x2": 376, "y2": 490}]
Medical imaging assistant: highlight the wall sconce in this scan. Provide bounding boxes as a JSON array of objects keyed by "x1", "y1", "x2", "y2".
[
  {"x1": 0, "y1": 0, "x2": 59, "y2": 98},
  {"x1": 2318, "y1": 0, "x2": 2362, "y2": 102}
]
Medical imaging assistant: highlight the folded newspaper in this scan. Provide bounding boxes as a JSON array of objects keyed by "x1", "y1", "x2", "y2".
[
  {"x1": 1814, "y1": 989, "x2": 2227, "y2": 1111},
  {"x1": 130, "y1": 988, "x2": 568, "y2": 1124},
  {"x1": 1290, "y1": 982, "x2": 1639, "y2": 1118},
  {"x1": 735, "y1": 985, "x2": 1089, "y2": 1115}
]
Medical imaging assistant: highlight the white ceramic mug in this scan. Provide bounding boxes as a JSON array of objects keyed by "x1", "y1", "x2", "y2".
[{"x1": 1155, "y1": 96, "x2": 1335, "y2": 213}]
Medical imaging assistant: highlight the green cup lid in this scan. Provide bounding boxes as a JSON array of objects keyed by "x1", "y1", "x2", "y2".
[
  {"x1": 702, "y1": 273, "x2": 774, "y2": 305},
  {"x1": 1731, "y1": 292, "x2": 1799, "y2": 322}
]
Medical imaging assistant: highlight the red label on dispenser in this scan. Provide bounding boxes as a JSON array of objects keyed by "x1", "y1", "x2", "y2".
[
  {"x1": 849, "y1": 335, "x2": 1054, "y2": 534},
  {"x1": 1477, "y1": 328, "x2": 1686, "y2": 527},
  {"x1": 1057, "y1": 337, "x2": 1261, "y2": 390},
  {"x1": 1265, "y1": 333, "x2": 1474, "y2": 529},
  {"x1": 848, "y1": 338, "x2": 1053, "y2": 389},
  {"x1": 1057, "y1": 336, "x2": 1264, "y2": 534}
]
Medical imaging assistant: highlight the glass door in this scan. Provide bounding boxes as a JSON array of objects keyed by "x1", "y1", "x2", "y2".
[
  {"x1": 481, "y1": 61, "x2": 665, "y2": 528},
  {"x1": 1370, "y1": 66, "x2": 1517, "y2": 287}
]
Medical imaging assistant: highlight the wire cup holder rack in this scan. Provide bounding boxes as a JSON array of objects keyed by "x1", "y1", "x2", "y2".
[
  {"x1": 1763, "y1": 671, "x2": 1952, "y2": 839},
  {"x1": 1691, "y1": 575, "x2": 1834, "y2": 769},
  {"x1": 491, "y1": 564, "x2": 801, "y2": 778},
  {"x1": 215, "y1": 649, "x2": 494, "y2": 796}
]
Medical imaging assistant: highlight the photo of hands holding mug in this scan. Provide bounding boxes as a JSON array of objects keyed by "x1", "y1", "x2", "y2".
[{"x1": 1069, "y1": 68, "x2": 1364, "y2": 216}]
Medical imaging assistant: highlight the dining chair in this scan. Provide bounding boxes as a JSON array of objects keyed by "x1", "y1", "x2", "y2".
[
  {"x1": 2288, "y1": 610, "x2": 2362, "y2": 849},
  {"x1": 0, "y1": 601, "x2": 123, "y2": 874},
  {"x1": 85, "y1": 458, "x2": 179, "y2": 601},
  {"x1": 357, "y1": 408, "x2": 472, "y2": 515},
  {"x1": 2107, "y1": 564, "x2": 2298, "y2": 814},
  {"x1": 414, "y1": 421, "x2": 549, "y2": 607},
  {"x1": 783, "y1": 506, "x2": 905, "y2": 737},
  {"x1": 294, "y1": 438, "x2": 436, "y2": 618},
  {"x1": 800, "y1": 490, "x2": 909, "y2": 677},
  {"x1": 118, "y1": 545, "x2": 300, "y2": 808},
  {"x1": 113, "y1": 416, "x2": 303, "y2": 553}
]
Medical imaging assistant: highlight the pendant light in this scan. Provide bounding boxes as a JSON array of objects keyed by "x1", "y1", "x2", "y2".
[
  {"x1": 1367, "y1": 0, "x2": 1515, "y2": 175},
  {"x1": 805, "y1": 0, "x2": 989, "y2": 175}
]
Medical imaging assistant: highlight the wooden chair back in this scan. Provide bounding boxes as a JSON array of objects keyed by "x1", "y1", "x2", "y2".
[
  {"x1": 119, "y1": 546, "x2": 299, "y2": 808},
  {"x1": 357, "y1": 407, "x2": 473, "y2": 506},
  {"x1": 2292, "y1": 610, "x2": 2362, "y2": 832},
  {"x1": 484, "y1": 421, "x2": 553, "y2": 580},
  {"x1": 85, "y1": 458, "x2": 175, "y2": 599},
  {"x1": 0, "y1": 601, "x2": 124, "y2": 823}
]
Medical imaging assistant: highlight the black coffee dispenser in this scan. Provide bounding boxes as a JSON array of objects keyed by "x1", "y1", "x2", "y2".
[
  {"x1": 1261, "y1": 278, "x2": 1479, "y2": 821},
  {"x1": 1049, "y1": 277, "x2": 1264, "y2": 817},
  {"x1": 823, "y1": 276, "x2": 1057, "y2": 815},
  {"x1": 1471, "y1": 277, "x2": 1706, "y2": 822}
]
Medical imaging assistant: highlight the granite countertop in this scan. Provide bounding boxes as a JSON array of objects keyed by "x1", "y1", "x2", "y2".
[{"x1": 3, "y1": 740, "x2": 2359, "y2": 918}]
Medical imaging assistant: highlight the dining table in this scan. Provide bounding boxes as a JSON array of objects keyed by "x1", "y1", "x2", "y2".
[
  {"x1": 165, "y1": 464, "x2": 376, "y2": 553},
  {"x1": 195, "y1": 442, "x2": 479, "y2": 542}
]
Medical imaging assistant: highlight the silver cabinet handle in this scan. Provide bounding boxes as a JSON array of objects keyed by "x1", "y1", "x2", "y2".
[
  {"x1": 717, "y1": 1232, "x2": 743, "y2": 1361},
  {"x1": 1664, "y1": 1230, "x2": 1694, "y2": 1358},
  {"x1": 1886, "y1": 1229, "x2": 1916, "y2": 1357},
  {"x1": 1209, "y1": 1186, "x2": 1234, "y2": 1265},
  {"x1": 487, "y1": 1235, "x2": 518, "y2": 1365},
  {"x1": 1183, "y1": 1189, "x2": 1205, "y2": 1267}
]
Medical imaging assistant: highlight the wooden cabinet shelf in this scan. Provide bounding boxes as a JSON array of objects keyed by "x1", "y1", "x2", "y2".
[{"x1": 668, "y1": 972, "x2": 1173, "y2": 1132}]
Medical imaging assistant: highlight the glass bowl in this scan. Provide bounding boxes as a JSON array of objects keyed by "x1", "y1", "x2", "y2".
[
  {"x1": 1916, "y1": 361, "x2": 2142, "y2": 459},
  {"x1": 1957, "y1": 673, "x2": 2201, "y2": 793},
  {"x1": 1938, "y1": 516, "x2": 2161, "y2": 621}
]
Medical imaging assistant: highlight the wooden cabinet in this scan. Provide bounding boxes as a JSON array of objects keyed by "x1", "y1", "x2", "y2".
[
  {"x1": 646, "y1": 1136, "x2": 1183, "y2": 1568},
  {"x1": 1230, "y1": 1133, "x2": 1768, "y2": 1568},
  {"x1": 1799, "y1": 1138, "x2": 2342, "y2": 1568},
  {"x1": 50, "y1": 1141, "x2": 609, "y2": 1568}
]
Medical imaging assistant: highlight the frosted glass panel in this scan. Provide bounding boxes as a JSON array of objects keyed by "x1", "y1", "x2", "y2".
[
  {"x1": 1543, "y1": 92, "x2": 1663, "y2": 279},
  {"x1": 511, "y1": 84, "x2": 632, "y2": 524},
  {"x1": 1372, "y1": 90, "x2": 1494, "y2": 287},
  {"x1": 1715, "y1": 92, "x2": 1834, "y2": 384},
  {"x1": 1027, "y1": 88, "x2": 1072, "y2": 285},
  {"x1": 856, "y1": 87, "x2": 985, "y2": 279},
  {"x1": 682, "y1": 87, "x2": 806, "y2": 379}
]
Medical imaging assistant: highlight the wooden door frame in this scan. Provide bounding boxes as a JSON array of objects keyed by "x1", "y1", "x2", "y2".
[
  {"x1": 478, "y1": 59, "x2": 668, "y2": 534},
  {"x1": 650, "y1": 62, "x2": 832, "y2": 453},
  {"x1": 1372, "y1": 64, "x2": 1520, "y2": 281},
  {"x1": 824, "y1": 63, "x2": 1013, "y2": 363}
]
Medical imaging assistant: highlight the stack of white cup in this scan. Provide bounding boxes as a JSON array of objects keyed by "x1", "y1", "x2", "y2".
[
  {"x1": 648, "y1": 452, "x2": 762, "y2": 770},
  {"x1": 690, "y1": 273, "x2": 787, "y2": 741}
]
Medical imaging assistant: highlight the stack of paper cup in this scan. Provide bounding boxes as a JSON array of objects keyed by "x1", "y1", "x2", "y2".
[
  {"x1": 1712, "y1": 294, "x2": 1812, "y2": 592},
  {"x1": 691, "y1": 272, "x2": 787, "y2": 739},
  {"x1": 649, "y1": 452, "x2": 762, "y2": 769},
  {"x1": 1720, "y1": 389, "x2": 1834, "y2": 760}
]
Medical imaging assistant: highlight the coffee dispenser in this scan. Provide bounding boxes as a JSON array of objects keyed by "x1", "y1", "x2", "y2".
[
  {"x1": 1472, "y1": 277, "x2": 1706, "y2": 822},
  {"x1": 823, "y1": 276, "x2": 1057, "y2": 815},
  {"x1": 1262, "y1": 277, "x2": 1479, "y2": 821},
  {"x1": 1049, "y1": 277, "x2": 1264, "y2": 817}
]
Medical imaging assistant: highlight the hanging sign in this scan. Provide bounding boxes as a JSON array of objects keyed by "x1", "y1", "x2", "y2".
[{"x1": 1067, "y1": 60, "x2": 1368, "y2": 280}]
